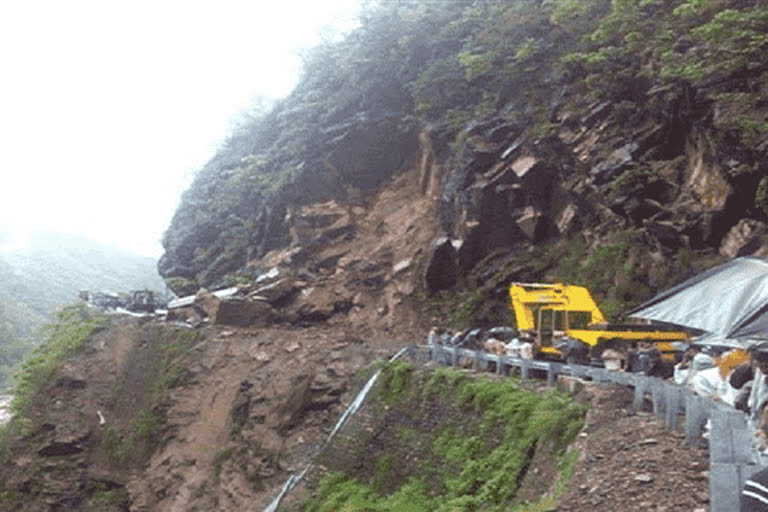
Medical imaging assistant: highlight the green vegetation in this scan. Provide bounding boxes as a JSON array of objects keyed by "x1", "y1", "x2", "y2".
[
  {"x1": 165, "y1": 276, "x2": 199, "y2": 297},
  {"x1": 560, "y1": 0, "x2": 768, "y2": 149},
  {"x1": 6, "y1": 304, "x2": 103, "y2": 430},
  {"x1": 552, "y1": 233, "x2": 652, "y2": 320},
  {"x1": 98, "y1": 326, "x2": 204, "y2": 467},
  {"x1": 0, "y1": 331, "x2": 30, "y2": 391},
  {"x1": 213, "y1": 448, "x2": 233, "y2": 479},
  {"x1": 89, "y1": 484, "x2": 129, "y2": 509},
  {"x1": 0, "y1": 232, "x2": 164, "y2": 385},
  {"x1": 425, "y1": 285, "x2": 506, "y2": 330},
  {"x1": 494, "y1": 231, "x2": 707, "y2": 322},
  {"x1": 511, "y1": 447, "x2": 581, "y2": 512},
  {"x1": 301, "y1": 363, "x2": 586, "y2": 512},
  {"x1": 757, "y1": 177, "x2": 768, "y2": 216},
  {"x1": 163, "y1": 0, "x2": 768, "y2": 291},
  {"x1": 102, "y1": 409, "x2": 165, "y2": 465},
  {"x1": 223, "y1": 271, "x2": 253, "y2": 288}
]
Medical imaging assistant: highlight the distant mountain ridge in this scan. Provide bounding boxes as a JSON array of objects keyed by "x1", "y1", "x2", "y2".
[{"x1": 0, "y1": 232, "x2": 165, "y2": 387}]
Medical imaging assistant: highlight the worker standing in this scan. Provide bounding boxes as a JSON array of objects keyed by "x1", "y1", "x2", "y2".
[{"x1": 743, "y1": 343, "x2": 768, "y2": 511}]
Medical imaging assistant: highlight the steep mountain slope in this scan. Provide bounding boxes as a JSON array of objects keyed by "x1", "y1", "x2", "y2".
[{"x1": 158, "y1": 0, "x2": 768, "y2": 324}]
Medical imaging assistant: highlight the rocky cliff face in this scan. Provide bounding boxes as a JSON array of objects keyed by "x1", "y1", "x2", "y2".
[{"x1": 159, "y1": 0, "x2": 768, "y2": 322}]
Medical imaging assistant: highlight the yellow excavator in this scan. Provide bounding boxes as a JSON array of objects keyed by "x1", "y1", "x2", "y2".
[{"x1": 508, "y1": 282, "x2": 690, "y2": 366}]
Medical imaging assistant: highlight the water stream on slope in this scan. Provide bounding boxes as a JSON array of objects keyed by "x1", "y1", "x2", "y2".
[
  {"x1": 263, "y1": 346, "x2": 409, "y2": 512},
  {"x1": 0, "y1": 394, "x2": 12, "y2": 425}
]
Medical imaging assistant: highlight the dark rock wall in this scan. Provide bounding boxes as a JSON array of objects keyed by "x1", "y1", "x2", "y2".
[{"x1": 159, "y1": 0, "x2": 768, "y2": 300}]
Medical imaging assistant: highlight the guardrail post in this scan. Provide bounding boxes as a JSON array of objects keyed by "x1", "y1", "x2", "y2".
[
  {"x1": 547, "y1": 363, "x2": 559, "y2": 386},
  {"x1": 632, "y1": 374, "x2": 649, "y2": 410},
  {"x1": 439, "y1": 346, "x2": 449, "y2": 366},
  {"x1": 520, "y1": 358, "x2": 530, "y2": 379},
  {"x1": 451, "y1": 346, "x2": 458, "y2": 366},
  {"x1": 592, "y1": 368, "x2": 606, "y2": 384},
  {"x1": 495, "y1": 356, "x2": 504, "y2": 375},
  {"x1": 651, "y1": 379, "x2": 666, "y2": 418},
  {"x1": 664, "y1": 383, "x2": 683, "y2": 429},
  {"x1": 685, "y1": 393, "x2": 708, "y2": 445}
]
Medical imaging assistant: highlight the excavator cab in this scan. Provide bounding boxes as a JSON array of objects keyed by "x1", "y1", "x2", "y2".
[{"x1": 535, "y1": 308, "x2": 568, "y2": 349}]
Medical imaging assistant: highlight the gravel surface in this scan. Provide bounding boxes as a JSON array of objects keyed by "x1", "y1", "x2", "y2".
[{"x1": 559, "y1": 382, "x2": 710, "y2": 512}]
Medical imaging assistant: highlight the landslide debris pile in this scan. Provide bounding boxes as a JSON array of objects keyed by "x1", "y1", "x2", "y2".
[
  {"x1": 167, "y1": 167, "x2": 438, "y2": 345},
  {"x1": 160, "y1": 0, "x2": 768, "y2": 325},
  {"x1": 284, "y1": 362, "x2": 588, "y2": 512},
  {"x1": 0, "y1": 307, "x2": 390, "y2": 511}
]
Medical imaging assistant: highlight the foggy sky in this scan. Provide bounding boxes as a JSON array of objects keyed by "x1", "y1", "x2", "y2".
[{"x1": 0, "y1": 0, "x2": 360, "y2": 257}]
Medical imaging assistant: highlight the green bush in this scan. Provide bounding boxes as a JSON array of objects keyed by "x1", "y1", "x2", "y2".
[
  {"x1": 547, "y1": 232, "x2": 653, "y2": 321},
  {"x1": 90, "y1": 484, "x2": 129, "y2": 507},
  {"x1": 303, "y1": 366, "x2": 586, "y2": 512},
  {"x1": 164, "y1": 277, "x2": 198, "y2": 297}
]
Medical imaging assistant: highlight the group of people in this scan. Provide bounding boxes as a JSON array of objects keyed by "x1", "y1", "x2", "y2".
[{"x1": 676, "y1": 341, "x2": 768, "y2": 510}]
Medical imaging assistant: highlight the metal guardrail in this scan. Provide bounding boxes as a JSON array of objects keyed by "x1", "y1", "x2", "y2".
[{"x1": 409, "y1": 344, "x2": 767, "y2": 512}]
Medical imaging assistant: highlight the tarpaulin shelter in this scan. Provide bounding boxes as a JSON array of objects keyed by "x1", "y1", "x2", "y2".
[{"x1": 627, "y1": 257, "x2": 768, "y2": 343}]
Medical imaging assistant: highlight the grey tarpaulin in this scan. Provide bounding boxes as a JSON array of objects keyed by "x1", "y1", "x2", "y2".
[{"x1": 627, "y1": 257, "x2": 768, "y2": 342}]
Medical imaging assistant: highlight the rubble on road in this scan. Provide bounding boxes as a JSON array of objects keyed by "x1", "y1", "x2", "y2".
[{"x1": 558, "y1": 384, "x2": 709, "y2": 512}]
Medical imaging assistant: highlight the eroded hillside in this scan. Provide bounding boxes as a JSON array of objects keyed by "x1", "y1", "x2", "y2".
[{"x1": 0, "y1": 312, "x2": 402, "y2": 511}]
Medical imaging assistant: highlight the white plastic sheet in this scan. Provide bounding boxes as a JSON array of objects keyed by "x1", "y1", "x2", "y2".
[{"x1": 629, "y1": 257, "x2": 768, "y2": 342}]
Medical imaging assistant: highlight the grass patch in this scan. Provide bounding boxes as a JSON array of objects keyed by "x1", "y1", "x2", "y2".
[
  {"x1": 101, "y1": 406, "x2": 166, "y2": 465},
  {"x1": 378, "y1": 360, "x2": 415, "y2": 405},
  {"x1": 426, "y1": 287, "x2": 487, "y2": 330},
  {"x1": 90, "y1": 484, "x2": 129, "y2": 508},
  {"x1": 302, "y1": 364, "x2": 587, "y2": 512},
  {"x1": 213, "y1": 448, "x2": 233, "y2": 479},
  {"x1": 99, "y1": 325, "x2": 204, "y2": 468},
  {"x1": 4, "y1": 304, "x2": 103, "y2": 435}
]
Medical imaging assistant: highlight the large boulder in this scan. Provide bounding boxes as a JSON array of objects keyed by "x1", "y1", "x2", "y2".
[
  {"x1": 516, "y1": 206, "x2": 542, "y2": 241},
  {"x1": 251, "y1": 279, "x2": 301, "y2": 307},
  {"x1": 590, "y1": 143, "x2": 639, "y2": 184},
  {"x1": 720, "y1": 219, "x2": 768, "y2": 258},
  {"x1": 215, "y1": 297, "x2": 274, "y2": 327},
  {"x1": 194, "y1": 289, "x2": 221, "y2": 319},
  {"x1": 424, "y1": 237, "x2": 458, "y2": 295}
]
